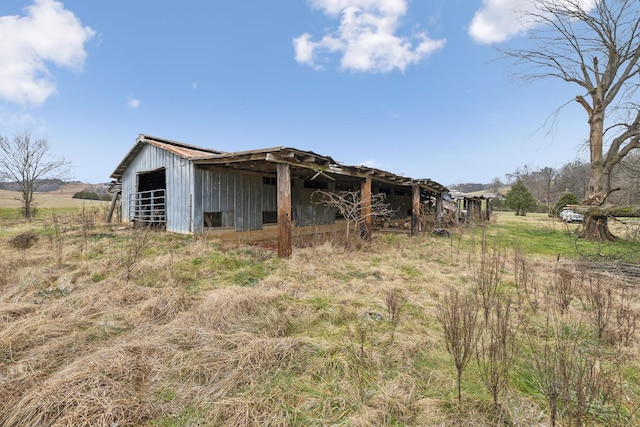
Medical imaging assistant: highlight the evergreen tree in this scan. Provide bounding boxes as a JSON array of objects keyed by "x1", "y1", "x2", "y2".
[
  {"x1": 505, "y1": 180, "x2": 537, "y2": 216},
  {"x1": 553, "y1": 193, "x2": 579, "y2": 217}
]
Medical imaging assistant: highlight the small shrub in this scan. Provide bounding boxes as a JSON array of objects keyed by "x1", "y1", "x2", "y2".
[
  {"x1": 8, "y1": 232, "x2": 39, "y2": 250},
  {"x1": 437, "y1": 286, "x2": 481, "y2": 404},
  {"x1": 553, "y1": 267, "x2": 577, "y2": 314},
  {"x1": 72, "y1": 191, "x2": 99, "y2": 200},
  {"x1": 383, "y1": 289, "x2": 403, "y2": 339}
]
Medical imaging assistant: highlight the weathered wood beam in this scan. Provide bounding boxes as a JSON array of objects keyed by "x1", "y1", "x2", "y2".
[
  {"x1": 412, "y1": 184, "x2": 420, "y2": 236},
  {"x1": 361, "y1": 178, "x2": 372, "y2": 241},
  {"x1": 277, "y1": 163, "x2": 292, "y2": 258},
  {"x1": 105, "y1": 190, "x2": 121, "y2": 223}
]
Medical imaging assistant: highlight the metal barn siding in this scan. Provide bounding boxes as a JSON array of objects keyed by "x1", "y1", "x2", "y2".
[
  {"x1": 198, "y1": 167, "x2": 263, "y2": 232},
  {"x1": 235, "y1": 173, "x2": 262, "y2": 231},
  {"x1": 262, "y1": 181, "x2": 277, "y2": 212},
  {"x1": 292, "y1": 186, "x2": 335, "y2": 227},
  {"x1": 121, "y1": 144, "x2": 194, "y2": 234}
]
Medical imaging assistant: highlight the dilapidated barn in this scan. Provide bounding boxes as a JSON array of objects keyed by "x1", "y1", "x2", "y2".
[{"x1": 110, "y1": 134, "x2": 449, "y2": 256}]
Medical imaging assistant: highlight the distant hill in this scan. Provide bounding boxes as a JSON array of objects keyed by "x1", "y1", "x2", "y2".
[
  {"x1": 0, "y1": 180, "x2": 108, "y2": 193},
  {"x1": 449, "y1": 182, "x2": 495, "y2": 193}
]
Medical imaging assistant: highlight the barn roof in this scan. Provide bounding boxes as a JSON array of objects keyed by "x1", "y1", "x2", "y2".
[
  {"x1": 110, "y1": 135, "x2": 223, "y2": 178},
  {"x1": 112, "y1": 134, "x2": 449, "y2": 194}
]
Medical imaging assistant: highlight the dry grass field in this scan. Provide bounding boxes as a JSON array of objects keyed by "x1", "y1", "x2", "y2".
[
  {"x1": 0, "y1": 202, "x2": 639, "y2": 426},
  {"x1": 0, "y1": 184, "x2": 108, "y2": 210}
]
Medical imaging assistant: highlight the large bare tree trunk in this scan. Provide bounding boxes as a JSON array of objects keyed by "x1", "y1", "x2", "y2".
[
  {"x1": 580, "y1": 215, "x2": 616, "y2": 241},
  {"x1": 576, "y1": 82, "x2": 615, "y2": 241}
]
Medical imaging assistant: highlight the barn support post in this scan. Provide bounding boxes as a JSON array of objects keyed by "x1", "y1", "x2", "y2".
[
  {"x1": 454, "y1": 199, "x2": 460, "y2": 226},
  {"x1": 361, "y1": 178, "x2": 372, "y2": 241},
  {"x1": 472, "y1": 200, "x2": 478, "y2": 222},
  {"x1": 277, "y1": 163, "x2": 293, "y2": 258},
  {"x1": 412, "y1": 185, "x2": 420, "y2": 236},
  {"x1": 464, "y1": 198, "x2": 472, "y2": 225},
  {"x1": 106, "y1": 190, "x2": 120, "y2": 223},
  {"x1": 435, "y1": 194, "x2": 443, "y2": 227}
]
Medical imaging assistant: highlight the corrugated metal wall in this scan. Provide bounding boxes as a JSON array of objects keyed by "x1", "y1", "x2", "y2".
[
  {"x1": 121, "y1": 144, "x2": 194, "y2": 234},
  {"x1": 197, "y1": 168, "x2": 263, "y2": 232},
  {"x1": 262, "y1": 181, "x2": 277, "y2": 212},
  {"x1": 292, "y1": 183, "x2": 336, "y2": 227}
]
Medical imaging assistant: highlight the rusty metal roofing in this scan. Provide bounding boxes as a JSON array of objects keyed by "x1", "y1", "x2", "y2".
[
  {"x1": 111, "y1": 134, "x2": 449, "y2": 193},
  {"x1": 110, "y1": 134, "x2": 225, "y2": 178},
  {"x1": 145, "y1": 135, "x2": 224, "y2": 159}
]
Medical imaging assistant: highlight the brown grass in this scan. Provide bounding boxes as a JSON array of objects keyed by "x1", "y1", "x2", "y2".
[
  {"x1": 0, "y1": 209, "x2": 638, "y2": 426},
  {"x1": 0, "y1": 185, "x2": 109, "y2": 209}
]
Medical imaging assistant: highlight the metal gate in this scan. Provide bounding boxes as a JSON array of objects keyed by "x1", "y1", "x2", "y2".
[{"x1": 129, "y1": 189, "x2": 166, "y2": 226}]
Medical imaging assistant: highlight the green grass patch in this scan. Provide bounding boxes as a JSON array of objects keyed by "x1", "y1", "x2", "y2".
[
  {"x1": 470, "y1": 213, "x2": 640, "y2": 263},
  {"x1": 149, "y1": 406, "x2": 205, "y2": 427}
]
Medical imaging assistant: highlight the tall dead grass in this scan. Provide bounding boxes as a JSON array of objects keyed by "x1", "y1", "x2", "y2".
[{"x1": 0, "y1": 211, "x2": 638, "y2": 426}]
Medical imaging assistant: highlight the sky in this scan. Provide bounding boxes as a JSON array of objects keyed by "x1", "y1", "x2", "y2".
[{"x1": 0, "y1": 0, "x2": 595, "y2": 187}]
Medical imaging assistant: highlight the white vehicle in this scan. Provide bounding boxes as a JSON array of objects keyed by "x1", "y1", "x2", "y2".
[
  {"x1": 566, "y1": 213, "x2": 584, "y2": 223},
  {"x1": 559, "y1": 209, "x2": 573, "y2": 221}
]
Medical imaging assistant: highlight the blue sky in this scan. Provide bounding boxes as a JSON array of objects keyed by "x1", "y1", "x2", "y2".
[{"x1": 0, "y1": 0, "x2": 592, "y2": 187}]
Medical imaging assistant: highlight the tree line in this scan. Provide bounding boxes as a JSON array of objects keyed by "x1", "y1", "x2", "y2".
[{"x1": 454, "y1": 150, "x2": 640, "y2": 215}]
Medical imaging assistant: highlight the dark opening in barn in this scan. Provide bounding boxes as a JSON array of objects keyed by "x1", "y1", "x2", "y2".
[{"x1": 131, "y1": 168, "x2": 166, "y2": 227}]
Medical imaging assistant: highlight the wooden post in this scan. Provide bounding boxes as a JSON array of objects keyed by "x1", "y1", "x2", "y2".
[
  {"x1": 105, "y1": 190, "x2": 120, "y2": 223},
  {"x1": 465, "y1": 198, "x2": 472, "y2": 225},
  {"x1": 412, "y1": 185, "x2": 420, "y2": 236},
  {"x1": 361, "y1": 178, "x2": 372, "y2": 241},
  {"x1": 435, "y1": 194, "x2": 443, "y2": 227},
  {"x1": 277, "y1": 163, "x2": 292, "y2": 258}
]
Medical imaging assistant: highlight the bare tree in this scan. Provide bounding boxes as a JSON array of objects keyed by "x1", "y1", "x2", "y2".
[
  {"x1": 504, "y1": 0, "x2": 640, "y2": 240},
  {"x1": 555, "y1": 160, "x2": 589, "y2": 200},
  {"x1": 539, "y1": 166, "x2": 558, "y2": 210},
  {"x1": 313, "y1": 189, "x2": 396, "y2": 247},
  {"x1": 610, "y1": 151, "x2": 640, "y2": 205},
  {"x1": 0, "y1": 131, "x2": 71, "y2": 218}
]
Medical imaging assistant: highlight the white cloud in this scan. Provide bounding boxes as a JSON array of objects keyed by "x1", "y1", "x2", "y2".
[
  {"x1": 469, "y1": 0, "x2": 597, "y2": 44},
  {"x1": 294, "y1": 0, "x2": 445, "y2": 73},
  {"x1": 126, "y1": 97, "x2": 141, "y2": 110},
  {"x1": 0, "y1": 0, "x2": 95, "y2": 106},
  {"x1": 192, "y1": 81, "x2": 199, "y2": 90}
]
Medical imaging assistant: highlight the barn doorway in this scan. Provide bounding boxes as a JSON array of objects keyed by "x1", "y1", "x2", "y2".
[{"x1": 129, "y1": 168, "x2": 167, "y2": 227}]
